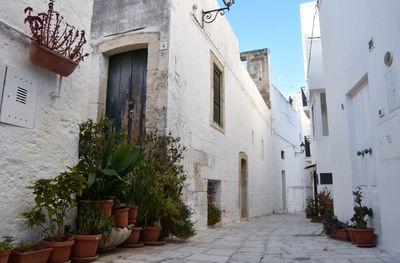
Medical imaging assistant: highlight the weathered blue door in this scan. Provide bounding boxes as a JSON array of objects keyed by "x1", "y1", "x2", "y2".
[{"x1": 106, "y1": 49, "x2": 147, "y2": 143}]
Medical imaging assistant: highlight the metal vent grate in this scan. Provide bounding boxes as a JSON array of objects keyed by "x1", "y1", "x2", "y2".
[
  {"x1": 16, "y1": 87, "x2": 27, "y2": 104},
  {"x1": 0, "y1": 66, "x2": 38, "y2": 129}
]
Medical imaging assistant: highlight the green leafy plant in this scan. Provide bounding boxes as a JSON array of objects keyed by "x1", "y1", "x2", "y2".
[
  {"x1": 76, "y1": 205, "x2": 114, "y2": 236},
  {"x1": 78, "y1": 118, "x2": 140, "y2": 201},
  {"x1": 318, "y1": 189, "x2": 334, "y2": 220},
  {"x1": 322, "y1": 216, "x2": 348, "y2": 235},
  {"x1": 161, "y1": 202, "x2": 197, "y2": 240},
  {"x1": 305, "y1": 198, "x2": 318, "y2": 218},
  {"x1": 22, "y1": 167, "x2": 86, "y2": 241},
  {"x1": 12, "y1": 242, "x2": 40, "y2": 253},
  {"x1": 350, "y1": 187, "x2": 373, "y2": 229},
  {"x1": 207, "y1": 203, "x2": 221, "y2": 226},
  {"x1": 135, "y1": 132, "x2": 196, "y2": 239},
  {"x1": 0, "y1": 236, "x2": 13, "y2": 251},
  {"x1": 305, "y1": 189, "x2": 333, "y2": 221}
]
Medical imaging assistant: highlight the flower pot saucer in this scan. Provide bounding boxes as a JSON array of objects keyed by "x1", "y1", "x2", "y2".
[
  {"x1": 71, "y1": 255, "x2": 98, "y2": 263},
  {"x1": 122, "y1": 242, "x2": 144, "y2": 248},
  {"x1": 356, "y1": 243, "x2": 376, "y2": 248},
  {"x1": 143, "y1": 240, "x2": 167, "y2": 246},
  {"x1": 97, "y1": 246, "x2": 116, "y2": 253}
]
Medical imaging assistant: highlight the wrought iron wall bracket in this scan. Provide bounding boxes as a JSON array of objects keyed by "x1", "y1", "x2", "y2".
[{"x1": 202, "y1": 7, "x2": 229, "y2": 24}]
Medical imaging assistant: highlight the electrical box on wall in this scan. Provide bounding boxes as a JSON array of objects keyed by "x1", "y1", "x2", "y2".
[{"x1": 0, "y1": 66, "x2": 38, "y2": 129}]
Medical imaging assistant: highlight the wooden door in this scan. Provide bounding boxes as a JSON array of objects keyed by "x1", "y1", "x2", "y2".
[
  {"x1": 349, "y1": 81, "x2": 380, "y2": 232},
  {"x1": 106, "y1": 49, "x2": 147, "y2": 143}
]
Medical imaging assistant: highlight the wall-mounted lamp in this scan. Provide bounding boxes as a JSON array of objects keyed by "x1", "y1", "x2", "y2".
[
  {"x1": 294, "y1": 142, "x2": 305, "y2": 156},
  {"x1": 202, "y1": 0, "x2": 235, "y2": 24}
]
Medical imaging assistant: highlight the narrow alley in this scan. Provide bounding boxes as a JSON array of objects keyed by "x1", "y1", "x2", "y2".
[{"x1": 97, "y1": 215, "x2": 399, "y2": 263}]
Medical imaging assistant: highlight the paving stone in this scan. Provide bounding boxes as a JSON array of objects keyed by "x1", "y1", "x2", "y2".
[
  {"x1": 92, "y1": 215, "x2": 400, "y2": 262},
  {"x1": 186, "y1": 253, "x2": 230, "y2": 262}
]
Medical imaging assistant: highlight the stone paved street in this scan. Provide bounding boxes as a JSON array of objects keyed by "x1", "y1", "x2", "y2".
[{"x1": 96, "y1": 214, "x2": 400, "y2": 263}]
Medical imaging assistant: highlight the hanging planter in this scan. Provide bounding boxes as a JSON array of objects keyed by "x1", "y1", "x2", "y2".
[
  {"x1": 24, "y1": 0, "x2": 88, "y2": 77},
  {"x1": 29, "y1": 41, "x2": 78, "y2": 77}
]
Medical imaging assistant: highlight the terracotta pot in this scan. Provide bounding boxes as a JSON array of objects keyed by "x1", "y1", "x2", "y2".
[
  {"x1": 29, "y1": 40, "x2": 78, "y2": 77},
  {"x1": 142, "y1": 226, "x2": 162, "y2": 242},
  {"x1": 42, "y1": 237, "x2": 75, "y2": 263},
  {"x1": 9, "y1": 247, "x2": 53, "y2": 263},
  {"x1": 330, "y1": 229, "x2": 350, "y2": 241},
  {"x1": 124, "y1": 227, "x2": 142, "y2": 245},
  {"x1": 70, "y1": 234, "x2": 101, "y2": 259},
  {"x1": 346, "y1": 228, "x2": 356, "y2": 244},
  {"x1": 310, "y1": 216, "x2": 321, "y2": 223},
  {"x1": 79, "y1": 200, "x2": 114, "y2": 217},
  {"x1": 353, "y1": 228, "x2": 375, "y2": 247},
  {"x1": 0, "y1": 249, "x2": 11, "y2": 263},
  {"x1": 112, "y1": 207, "x2": 129, "y2": 228},
  {"x1": 128, "y1": 205, "x2": 138, "y2": 224}
]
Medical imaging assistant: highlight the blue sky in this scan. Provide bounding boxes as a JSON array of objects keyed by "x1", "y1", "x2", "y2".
[{"x1": 218, "y1": 0, "x2": 310, "y2": 98}]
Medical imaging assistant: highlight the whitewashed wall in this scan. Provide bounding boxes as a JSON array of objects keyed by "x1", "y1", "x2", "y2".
[
  {"x1": 318, "y1": 0, "x2": 400, "y2": 252},
  {"x1": 0, "y1": 0, "x2": 93, "y2": 240},
  {"x1": 300, "y1": 2, "x2": 333, "y2": 196},
  {"x1": 270, "y1": 86, "x2": 311, "y2": 213},
  {"x1": 167, "y1": 0, "x2": 278, "y2": 228}
]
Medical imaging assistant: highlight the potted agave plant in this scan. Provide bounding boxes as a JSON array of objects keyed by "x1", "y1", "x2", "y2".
[
  {"x1": 24, "y1": 0, "x2": 88, "y2": 76},
  {"x1": 22, "y1": 167, "x2": 86, "y2": 263},
  {"x1": 0, "y1": 236, "x2": 13, "y2": 263},
  {"x1": 350, "y1": 187, "x2": 375, "y2": 247},
  {"x1": 70, "y1": 205, "x2": 114, "y2": 262}
]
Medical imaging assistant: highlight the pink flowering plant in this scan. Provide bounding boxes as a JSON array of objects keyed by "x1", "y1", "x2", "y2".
[{"x1": 24, "y1": 0, "x2": 88, "y2": 62}]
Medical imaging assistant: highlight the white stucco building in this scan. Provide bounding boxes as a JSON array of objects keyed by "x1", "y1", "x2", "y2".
[
  {"x1": 302, "y1": 0, "x2": 400, "y2": 253},
  {"x1": 270, "y1": 85, "x2": 312, "y2": 213},
  {"x1": 0, "y1": 0, "x2": 310, "y2": 240},
  {"x1": 300, "y1": 2, "x2": 333, "y2": 196}
]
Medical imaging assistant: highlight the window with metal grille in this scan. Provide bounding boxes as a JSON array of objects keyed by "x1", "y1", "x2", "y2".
[{"x1": 320, "y1": 173, "x2": 333, "y2": 185}]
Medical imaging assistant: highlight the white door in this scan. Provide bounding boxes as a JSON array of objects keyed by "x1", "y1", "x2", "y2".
[{"x1": 349, "y1": 81, "x2": 381, "y2": 232}]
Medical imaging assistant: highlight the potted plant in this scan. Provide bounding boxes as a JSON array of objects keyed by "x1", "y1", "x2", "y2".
[
  {"x1": 207, "y1": 203, "x2": 221, "y2": 226},
  {"x1": 70, "y1": 205, "x2": 114, "y2": 262},
  {"x1": 306, "y1": 202, "x2": 319, "y2": 221},
  {"x1": 323, "y1": 217, "x2": 350, "y2": 241},
  {"x1": 0, "y1": 236, "x2": 13, "y2": 263},
  {"x1": 78, "y1": 118, "x2": 140, "y2": 218},
  {"x1": 22, "y1": 167, "x2": 86, "y2": 263},
  {"x1": 136, "y1": 132, "x2": 196, "y2": 242},
  {"x1": 350, "y1": 187, "x2": 375, "y2": 247},
  {"x1": 136, "y1": 161, "x2": 164, "y2": 243},
  {"x1": 9, "y1": 242, "x2": 53, "y2": 263},
  {"x1": 121, "y1": 173, "x2": 141, "y2": 225},
  {"x1": 24, "y1": 0, "x2": 88, "y2": 76}
]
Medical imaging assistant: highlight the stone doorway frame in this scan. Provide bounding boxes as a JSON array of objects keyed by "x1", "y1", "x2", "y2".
[{"x1": 87, "y1": 32, "x2": 166, "y2": 133}]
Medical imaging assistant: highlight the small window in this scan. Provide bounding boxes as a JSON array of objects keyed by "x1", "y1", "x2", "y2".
[
  {"x1": 210, "y1": 52, "x2": 224, "y2": 131},
  {"x1": 320, "y1": 173, "x2": 333, "y2": 185},
  {"x1": 213, "y1": 67, "x2": 222, "y2": 126},
  {"x1": 281, "y1": 150, "x2": 285, "y2": 159},
  {"x1": 320, "y1": 93, "x2": 329, "y2": 136}
]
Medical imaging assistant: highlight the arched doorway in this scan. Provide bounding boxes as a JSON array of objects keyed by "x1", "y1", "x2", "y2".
[{"x1": 239, "y1": 152, "x2": 248, "y2": 219}]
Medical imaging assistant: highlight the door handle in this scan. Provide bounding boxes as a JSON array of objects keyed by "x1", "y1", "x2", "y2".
[
  {"x1": 363, "y1": 148, "x2": 372, "y2": 155},
  {"x1": 357, "y1": 151, "x2": 364, "y2": 157}
]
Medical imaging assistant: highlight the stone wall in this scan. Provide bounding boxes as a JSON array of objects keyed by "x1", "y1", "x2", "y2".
[
  {"x1": 166, "y1": 0, "x2": 278, "y2": 228},
  {"x1": 0, "y1": 0, "x2": 93, "y2": 239}
]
